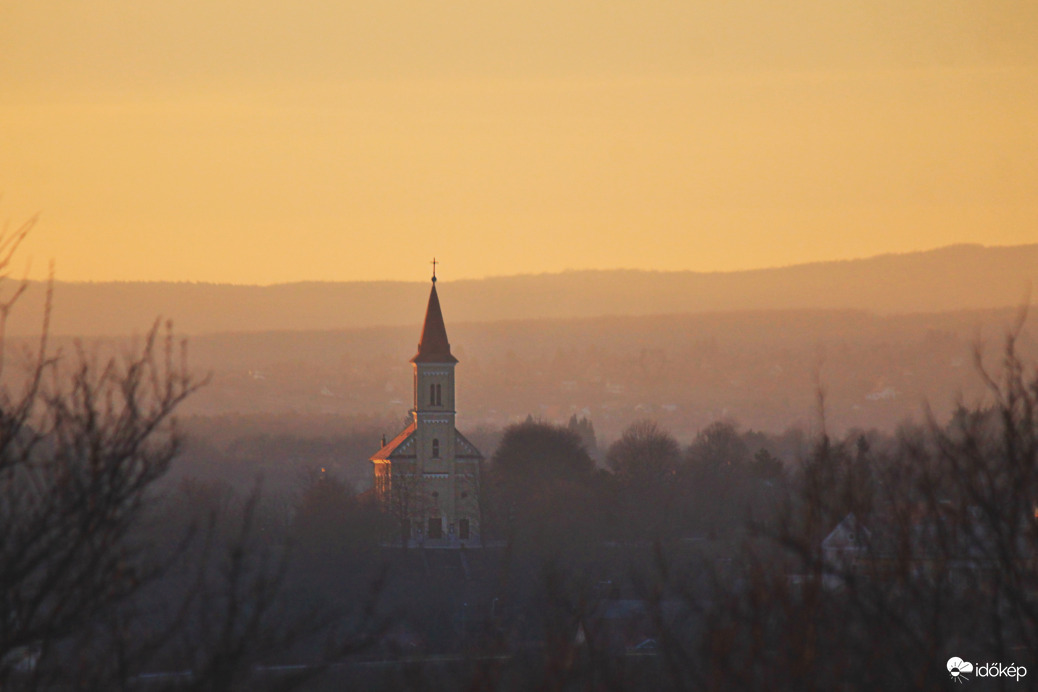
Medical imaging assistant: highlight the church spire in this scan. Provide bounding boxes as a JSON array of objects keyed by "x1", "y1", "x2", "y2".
[{"x1": 411, "y1": 275, "x2": 457, "y2": 364}]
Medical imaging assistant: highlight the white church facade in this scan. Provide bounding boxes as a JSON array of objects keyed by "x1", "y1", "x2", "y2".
[{"x1": 371, "y1": 273, "x2": 483, "y2": 547}]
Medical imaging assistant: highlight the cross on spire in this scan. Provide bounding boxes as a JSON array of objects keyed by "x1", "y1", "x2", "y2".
[{"x1": 431, "y1": 257, "x2": 438, "y2": 283}]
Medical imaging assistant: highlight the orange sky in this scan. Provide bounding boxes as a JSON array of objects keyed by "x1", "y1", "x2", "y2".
[{"x1": 1, "y1": 1, "x2": 1036, "y2": 284}]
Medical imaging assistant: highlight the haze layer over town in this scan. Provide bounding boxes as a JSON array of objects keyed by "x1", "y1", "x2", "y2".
[{"x1": 6, "y1": 245, "x2": 1036, "y2": 494}]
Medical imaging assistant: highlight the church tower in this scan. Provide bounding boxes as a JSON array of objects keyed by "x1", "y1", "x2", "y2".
[{"x1": 371, "y1": 269, "x2": 483, "y2": 547}]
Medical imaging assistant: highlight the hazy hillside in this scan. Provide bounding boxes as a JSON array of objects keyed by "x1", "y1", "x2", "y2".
[
  {"x1": 4, "y1": 244, "x2": 1036, "y2": 336},
  {"x1": 25, "y1": 305, "x2": 1032, "y2": 445}
]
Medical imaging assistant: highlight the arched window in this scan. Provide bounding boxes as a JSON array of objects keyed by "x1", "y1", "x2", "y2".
[
  {"x1": 429, "y1": 383, "x2": 436, "y2": 406},
  {"x1": 432, "y1": 438, "x2": 440, "y2": 458},
  {"x1": 435, "y1": 384, "x2": 442, "y2": 406}
]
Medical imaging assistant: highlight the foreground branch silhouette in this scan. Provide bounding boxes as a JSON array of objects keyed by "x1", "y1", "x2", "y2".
[
  {"x1": 0, "y1": 219, "x2": 379, "y2": 690},
  {"x1": 674, "y1": 321, "x2": 1038, "y2": 690}
]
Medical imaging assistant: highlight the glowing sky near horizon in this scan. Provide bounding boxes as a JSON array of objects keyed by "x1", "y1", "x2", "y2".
[{"x1": 1, "y1": 1, "x2": 1037, "y2": 284}]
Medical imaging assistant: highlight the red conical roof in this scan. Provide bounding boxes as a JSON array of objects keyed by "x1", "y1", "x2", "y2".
[{"x1": 411, "y1": 282, "x2": 457, "y2": 363}]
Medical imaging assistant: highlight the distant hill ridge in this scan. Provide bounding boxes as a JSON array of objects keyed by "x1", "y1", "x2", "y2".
[{"x1": 5, "y1": 243, "x2": 1036, "y2": 336}]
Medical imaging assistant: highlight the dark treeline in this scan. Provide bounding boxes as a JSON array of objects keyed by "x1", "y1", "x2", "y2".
[{"x1": 168, "y1": 409, "x2": 809, "y2": 549}]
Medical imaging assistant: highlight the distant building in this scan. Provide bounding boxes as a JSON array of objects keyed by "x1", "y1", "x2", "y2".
[
  {"x1": 819, "y1": 508, "x2": 1011, "y2": 591},
  {"x1": 371, "y1": 272, "x2": 483, "y2": 547}
]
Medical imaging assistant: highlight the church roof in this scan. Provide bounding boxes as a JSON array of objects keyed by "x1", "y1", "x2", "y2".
[
  {"x1": 454, "y1": 429, "x2": 484, "y2": 460},
  {"x1": 411, "y1": 282, "x2": 458, "y2": 364},
  {"x1": 371, "y1": 422, "x2": 417, "y2": 461},
  {"x1": 370, "y1": 424, "x2": 484, "y2": 462}
]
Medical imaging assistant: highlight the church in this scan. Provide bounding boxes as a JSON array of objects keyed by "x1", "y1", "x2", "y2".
[{"x1": 371, "y1": 270, "x2": 483, "y2": 547}]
